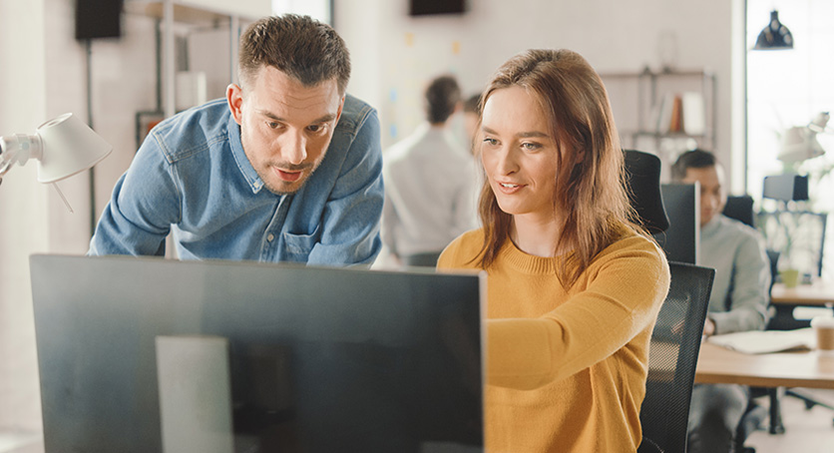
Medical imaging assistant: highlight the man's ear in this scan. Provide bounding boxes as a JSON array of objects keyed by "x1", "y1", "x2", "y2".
[
  {"x1": 335, "y1": 95, "x2": 346, "y2": 124},
  {"x1": 227, "y1": 83, "x2": 244, "y2": 125}
]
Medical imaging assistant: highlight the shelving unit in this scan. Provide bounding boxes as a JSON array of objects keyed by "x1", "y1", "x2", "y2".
[
  {"x1": 601, "y1": 68, "x2": 716, "y2": 157},
  {"x1": 125, "y1": 0, "x2": 271, "y2": 119}
]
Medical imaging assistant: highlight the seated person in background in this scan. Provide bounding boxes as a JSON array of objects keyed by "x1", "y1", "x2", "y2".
[
  {"x1": 462, "y1": 93, "x2": 482, "y2": 156},
  {"x1": 438, "y1": 49, "x2": 670, "y2": 452},
  {"x1": 672, "y1": 149, "x2": 771, "y2": 453},
  {"x1": 89, "y1": 14, "x2": 383, "y2": 266},
  {"x1": 381, "y1": 75, "x2": 479, "y2": 267}
]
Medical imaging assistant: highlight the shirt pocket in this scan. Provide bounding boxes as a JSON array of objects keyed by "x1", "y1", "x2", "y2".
[{"x1": 283, "y1": 224, "x2": 321, "y2": 260}]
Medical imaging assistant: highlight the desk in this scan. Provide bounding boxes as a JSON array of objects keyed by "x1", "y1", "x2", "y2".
[
  {"x1": 771, "y1": 280, "x2": 834, "y2": 307},
  {"x1": 695, "y1": 342, "x2": 834, "y2": 389},
  {"x1": 695, "y1": 340, "x2": 834, "y2": 433}
]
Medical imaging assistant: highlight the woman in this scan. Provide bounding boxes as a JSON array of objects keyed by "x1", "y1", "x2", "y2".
[{"x1": 438, "y1": 49, "x2": 670, "y2": 452}]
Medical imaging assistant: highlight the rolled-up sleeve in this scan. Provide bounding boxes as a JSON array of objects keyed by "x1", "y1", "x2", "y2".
[{"x1": 88, "y1": 137, "x2": 180, "y2": 257}]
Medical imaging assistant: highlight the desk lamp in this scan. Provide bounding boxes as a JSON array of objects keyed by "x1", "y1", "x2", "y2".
[
  {"x1": 779, "y1": 112, "x2": 830, "y2": 164},
  {"x1": 0, "y1": 112, "x2": 111, "y2": 187}
]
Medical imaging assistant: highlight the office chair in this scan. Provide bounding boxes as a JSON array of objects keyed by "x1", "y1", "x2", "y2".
[
  {"x1": 623, "y1": 149, "x2": 670, "y2": 235},
  {"x1": 638, "y1": 262, "x2": 714, "y2": 453},
  {"x1": 623, "y1": 150, "x2": 715, "y2": 453},
  {"x1": 723, "y1": 195, "x2": 756, "y2": 229}
]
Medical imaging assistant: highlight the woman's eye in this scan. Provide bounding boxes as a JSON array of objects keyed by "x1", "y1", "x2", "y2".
[
  {"x1": 521, "y1": 142, "x2": 541, "y2": 150},
  {"x1": 483, "y1": 137, "x2": 498, "y2": 146}
]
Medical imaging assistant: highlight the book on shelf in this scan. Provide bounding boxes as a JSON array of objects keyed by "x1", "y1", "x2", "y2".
[
  {"x1": 655, "y1": 92, "x2": 676, "y2": 134},
  {"x1": 682, "y1": 91, "x2": 705, "y2": 135},
  {"x1": 669, "y1": 94, "x2": 683, "y2": 132},
  {"x1": 653, "y1": 91, "x2": 705, "y2": 136}
]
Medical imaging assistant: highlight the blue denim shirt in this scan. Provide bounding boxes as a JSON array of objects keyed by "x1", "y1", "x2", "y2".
[{"x1": 89, "y1": 95, "x2": 383, "y2": 266}]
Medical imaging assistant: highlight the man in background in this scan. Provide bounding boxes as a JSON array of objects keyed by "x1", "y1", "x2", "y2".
[
  {"x1": 672, "y1": 149, "x2": 771, "y2": 453},
  {"x1": 381, "y1": 75, "x2": 479, "y2": 267},
  {"x1": 462, "y1": 93, "x2": 481, "y2": 156},
  {"x1": 89, "y1": 15, "x2": 383, "y2": 266}
]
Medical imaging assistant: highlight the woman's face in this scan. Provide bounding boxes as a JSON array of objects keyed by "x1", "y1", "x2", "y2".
[{"x1": 480, "y1": 86, "x2": 560, "y2": 220}]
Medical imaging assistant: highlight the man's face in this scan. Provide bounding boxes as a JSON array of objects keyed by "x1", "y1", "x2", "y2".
[
  {"x1": 681, "y1": 164, "x2": 726, "y2": 227},
  {"x1": 227, "y1": 66, "x2": 344, "y2": 195}
]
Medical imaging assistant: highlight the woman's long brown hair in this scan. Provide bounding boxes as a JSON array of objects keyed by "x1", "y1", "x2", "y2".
[{"x1": 475, "y1": 49, "x2": 641, "y2": 289}]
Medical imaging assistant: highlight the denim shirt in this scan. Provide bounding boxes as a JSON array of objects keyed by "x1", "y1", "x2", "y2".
[{"x1": 89, "y1": 95, "x2": 383, "y2": 266}]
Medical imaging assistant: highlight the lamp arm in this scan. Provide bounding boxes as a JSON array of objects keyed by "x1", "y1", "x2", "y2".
[{"x1": 0, "y1": 134, "x2": 43, "y2": 183}]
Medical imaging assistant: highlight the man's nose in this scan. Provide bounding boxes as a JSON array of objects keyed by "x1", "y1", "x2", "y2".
[{"x1": 282, "y1": 132, "x2": 307, "y2": 165}]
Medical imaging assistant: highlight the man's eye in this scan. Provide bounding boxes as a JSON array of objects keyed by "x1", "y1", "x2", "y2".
[
  {"x1": 521, "y1": 142, "x2": 541, "y2": 150},
  {"x1": 308, "y1": 124, "x2": 322, "y2": 133},
  {"x1": 267, "y1": 122, "x2": 280, "y2": 129}
]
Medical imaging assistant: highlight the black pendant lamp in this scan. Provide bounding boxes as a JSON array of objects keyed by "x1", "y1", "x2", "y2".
[{"x1": 754, "y1": 10, "x2": 794, "y2": 50}]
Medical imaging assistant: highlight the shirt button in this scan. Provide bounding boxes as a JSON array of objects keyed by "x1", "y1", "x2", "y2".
[{"x1": 267, "y1": 233, "x2": 275, "y2": 242}]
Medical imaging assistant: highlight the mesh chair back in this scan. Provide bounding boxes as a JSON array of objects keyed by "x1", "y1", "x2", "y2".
[{"x1": 639, "y1": 262, "x2": 714, "y2": 453}]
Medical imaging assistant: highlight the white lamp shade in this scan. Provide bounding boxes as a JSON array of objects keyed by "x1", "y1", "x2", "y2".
[
  {"x1": 35, "y1": 113, "x2": 112, "y2": 183},
  {"x1": 778, "y1": 126, "x2": 825, "y2": 163}
]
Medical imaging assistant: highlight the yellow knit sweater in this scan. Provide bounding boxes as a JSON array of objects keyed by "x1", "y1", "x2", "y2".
[{"x1": 438, "y1": 228, "x2": 670, "y2": 452}]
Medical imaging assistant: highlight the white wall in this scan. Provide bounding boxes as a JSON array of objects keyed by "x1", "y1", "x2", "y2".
[
  {"x1": 0, "y1": 0, "x2": 160, "y2": 434},
  {"x1": 338, "y1": 0, "x2": 741, "y2": 187},
  {"x1": 0, "y1": 0, "x2": 49, "y2": 434}
]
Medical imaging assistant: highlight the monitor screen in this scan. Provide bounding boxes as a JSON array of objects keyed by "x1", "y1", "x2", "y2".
[
  {"x1": 655, "y1": 183, "x2": 700, "y2": 265},
  {"x1": 30, "y1": 255, "x2": 484, "y2": 453}
]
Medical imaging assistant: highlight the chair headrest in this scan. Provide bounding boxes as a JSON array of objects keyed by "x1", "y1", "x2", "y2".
[{"x1": 623, "y1": 150, "x2": 670, "y2": 234}]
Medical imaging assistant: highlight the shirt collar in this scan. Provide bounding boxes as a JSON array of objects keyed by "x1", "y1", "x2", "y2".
[
  {"x1": 701, "y1": 215, "x2": 722, "y2": 237},
  {"x1": 227, "y1": 115, "x2": 266, "y2": 194}
]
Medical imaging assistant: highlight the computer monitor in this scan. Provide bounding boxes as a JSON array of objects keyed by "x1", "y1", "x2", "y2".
[
  {"x1": 30, "y1": 255, "x2": 484, "y2": 453},
  {"x1": 655, "y1": 183, "x2": 700, "y2": 264}
]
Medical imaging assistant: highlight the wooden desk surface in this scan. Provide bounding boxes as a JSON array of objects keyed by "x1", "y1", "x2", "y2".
[
  {"x1": 695, "y1": 341, "x2": 834, "y2": 389},
  {"x1": 771, "y1": 280, "x2": 834, "y2": 306}
]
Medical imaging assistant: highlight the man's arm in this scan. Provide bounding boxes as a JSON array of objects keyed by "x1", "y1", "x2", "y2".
[
  {"x1": 88, "y1": 138, "x2": 180, "y2": 256},
  {"x1": 709, "y1": 233, "x2": 771, "y2": 334},
  {"x1": 306, "y1": 108, "x2": 384, "y2": 267}
]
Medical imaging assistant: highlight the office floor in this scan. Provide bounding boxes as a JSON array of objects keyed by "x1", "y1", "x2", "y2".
[{"x1": 745, "y1": 388, "x2": 834, "y2": 452}]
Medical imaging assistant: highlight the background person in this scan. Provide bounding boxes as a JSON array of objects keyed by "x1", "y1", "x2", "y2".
[
  {"x1": 438, "y1": 49, "x2": 670, "y2": 452},
  {"x1": 381, "y1": 74, "x2": 479, "y2": 267},
  {"x1": 462, "y1": 93, "x2": 481, "y2": 156},
  {"x1": 88, "y1": 15, "x2": 383, "y2": 266},
  {"x1": 672, "y1": 148, "x2": 771, "y2": 453}
]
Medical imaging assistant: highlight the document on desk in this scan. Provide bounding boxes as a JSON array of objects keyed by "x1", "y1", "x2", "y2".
[{"x1": 707, "y1": 328, "x2": 815, "y2": 354}]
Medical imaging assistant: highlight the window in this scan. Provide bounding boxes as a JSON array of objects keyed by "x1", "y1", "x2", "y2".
[{"x1": 746, "y1": 0, "x2": 834, "y2": 280}]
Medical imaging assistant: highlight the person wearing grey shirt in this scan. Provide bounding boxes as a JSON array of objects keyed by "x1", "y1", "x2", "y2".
[{"x1": 672, "y1": 149, "x2": 771, "y2": 453}]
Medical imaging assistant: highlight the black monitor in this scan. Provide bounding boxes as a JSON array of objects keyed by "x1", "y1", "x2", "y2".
[
  {"x1": 654, "y1": 183, "x2": 700, "y2": 264},
  {"x1": 30, "y1": 255, "x2": 484, "y2": 452}
]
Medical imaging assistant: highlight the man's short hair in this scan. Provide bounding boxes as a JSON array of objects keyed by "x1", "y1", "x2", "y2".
[
  {"x1": 425, "y1": 75, "x2": 461, "y2": 124},
  {"x1": 671, "y1": 148, "x2": 718, "y2": 181},
  {"x1": 239, "y1": 14, "x2": 351, "y2": 94}
]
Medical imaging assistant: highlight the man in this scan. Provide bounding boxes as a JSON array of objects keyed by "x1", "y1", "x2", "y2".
[
  {"x1": 89, "y1": 15, "x2": 383, "y2": 266},
  {"x1": 672, "y1": 149, "x2": 771, "y2": 453},
  {"x1": 462, "y1": 93, "x2": 481, "y2": 156},
  {"x1": 381, "y1": 75, "x2": 478, "y2": 267}
]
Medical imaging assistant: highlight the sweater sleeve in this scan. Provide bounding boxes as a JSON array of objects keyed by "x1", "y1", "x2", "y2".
[{"x1": 488, "y1": 239, "x2": 670, "y2": 390}]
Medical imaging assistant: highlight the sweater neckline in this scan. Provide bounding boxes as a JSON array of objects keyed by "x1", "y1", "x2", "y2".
[{"x1": 501, "y1": 239, "x2": 563, "y2": 274}]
